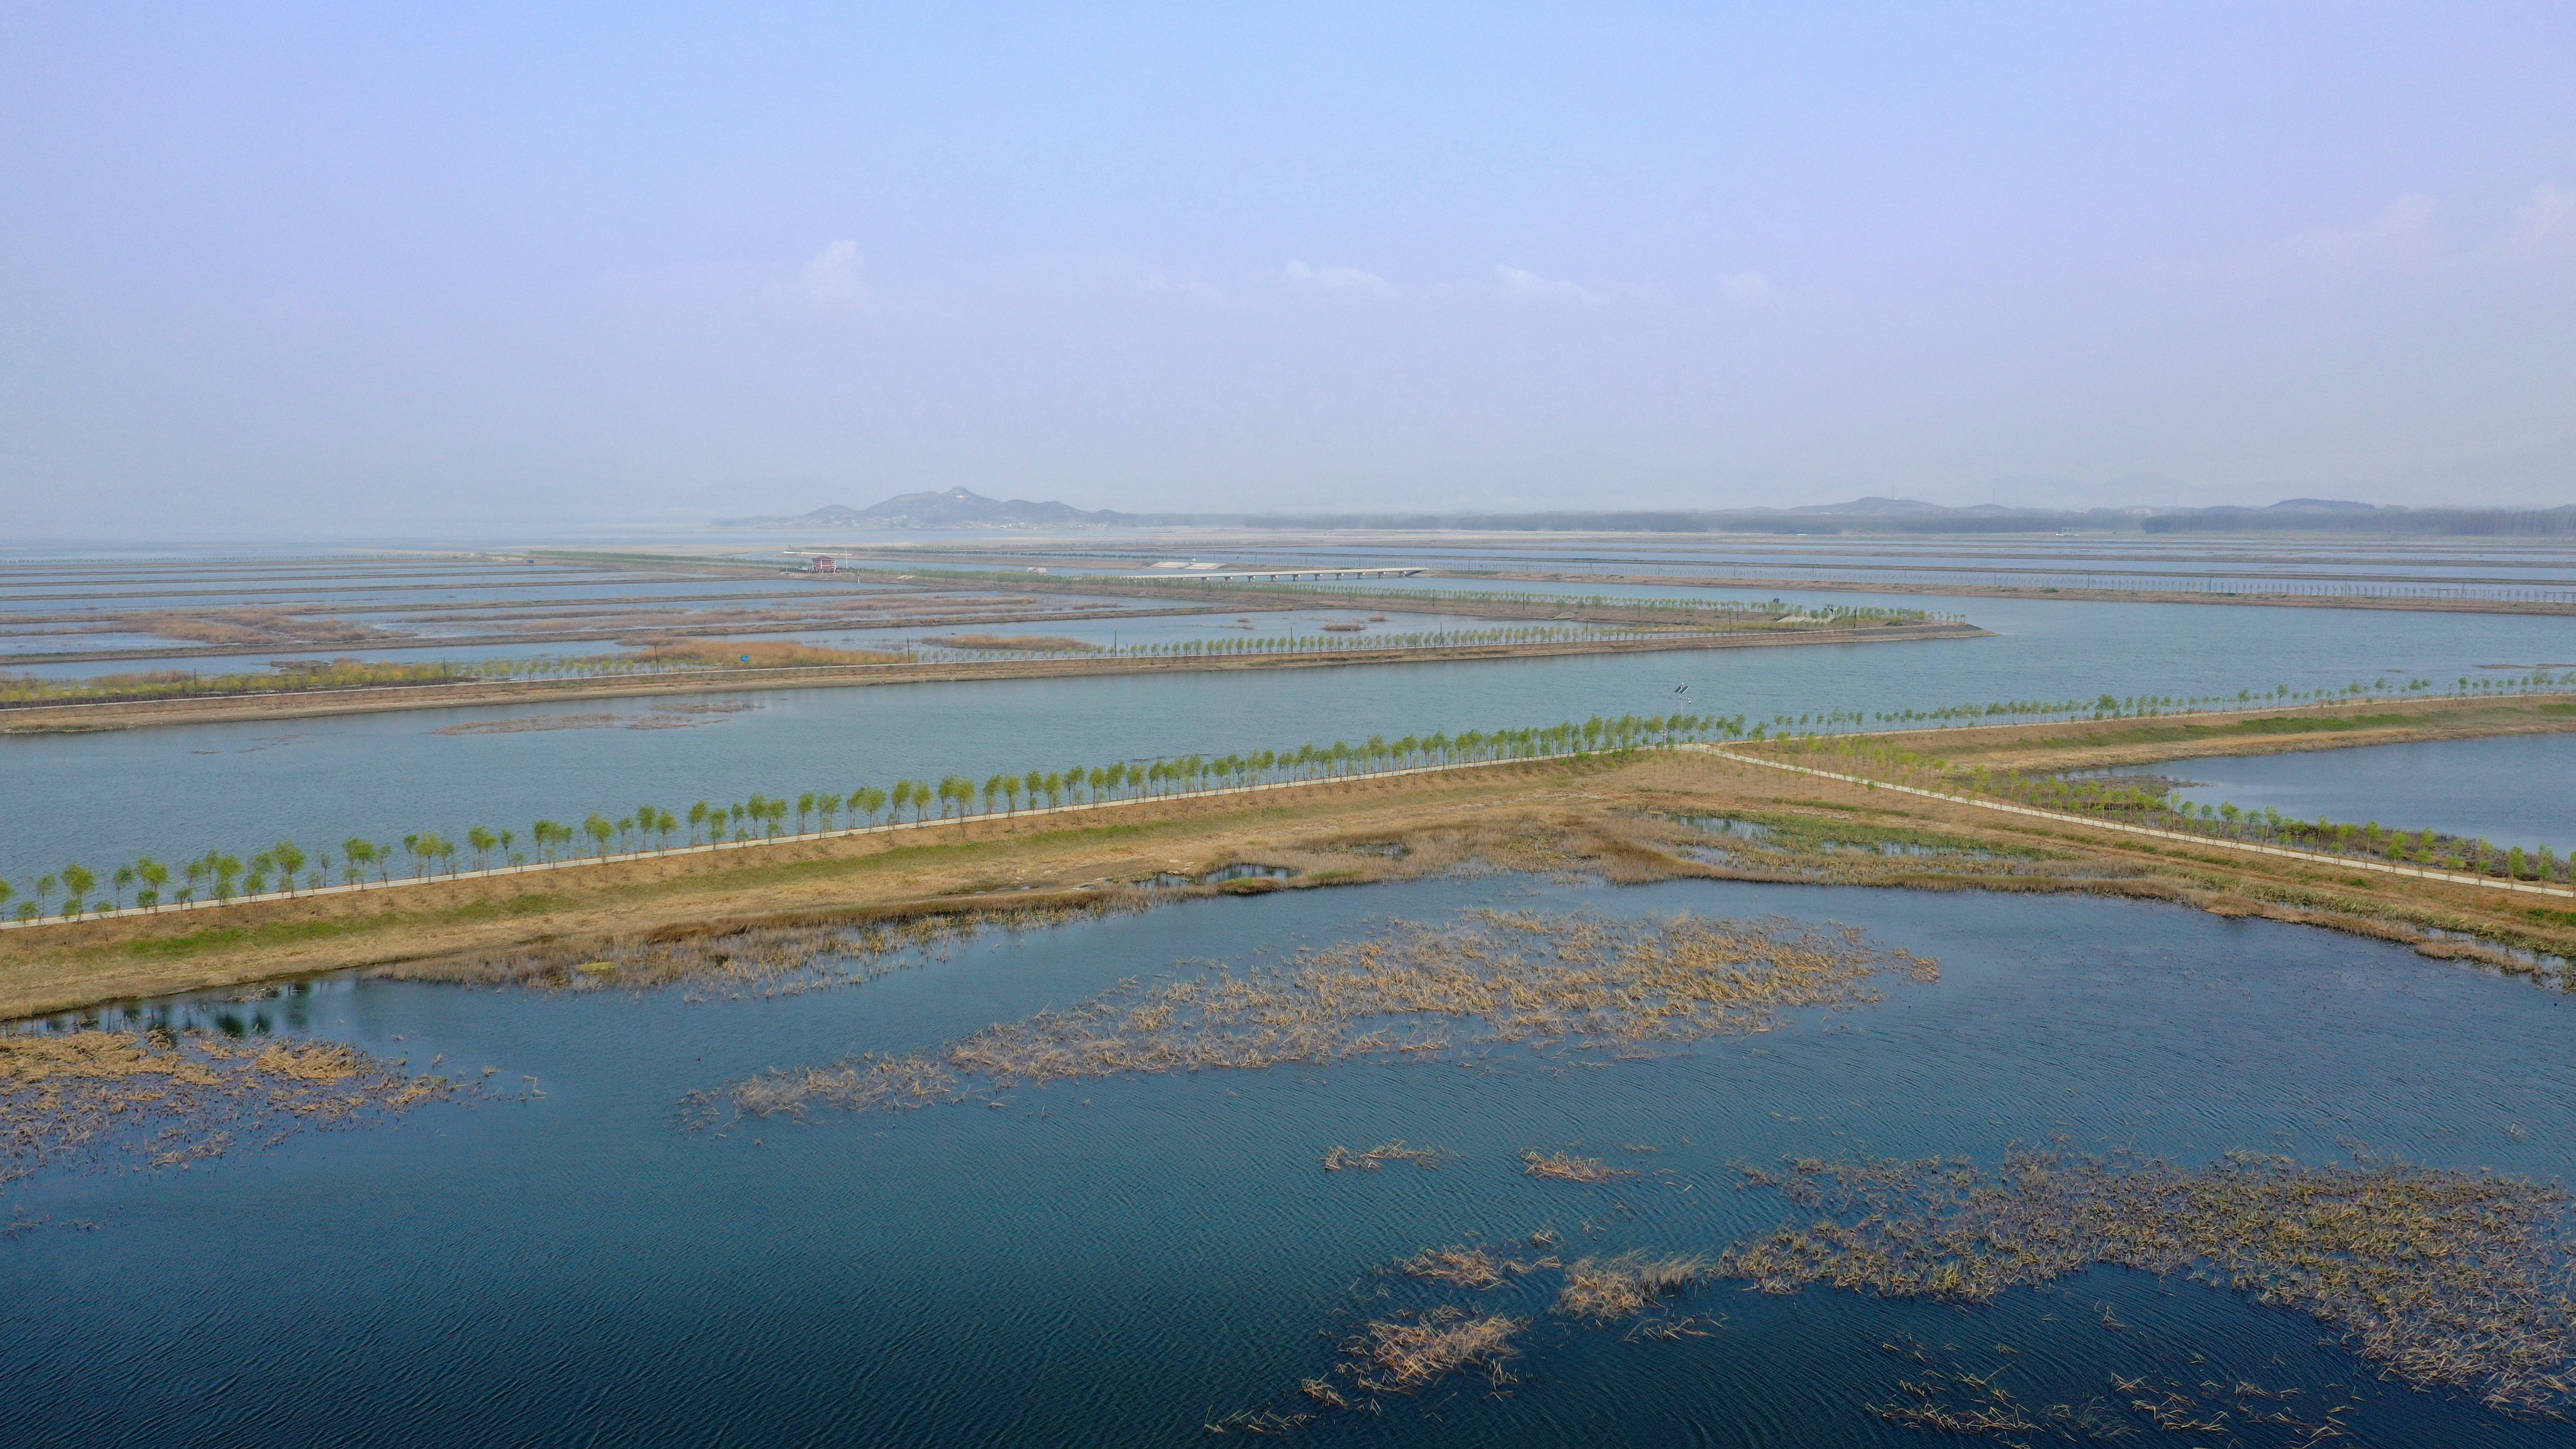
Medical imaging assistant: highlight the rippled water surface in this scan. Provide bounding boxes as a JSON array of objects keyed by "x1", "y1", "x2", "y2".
[{"x1": 6, "y1": 877, "x2": 2572, "y2": 1447}]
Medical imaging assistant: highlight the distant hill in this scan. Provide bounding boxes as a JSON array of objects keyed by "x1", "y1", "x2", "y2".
[
  {"x1": 714, "y1": 487, "x2": 2574, "y2": 537},
  {"x1": 1787, "y1": 496, "x2": 1947, "y2": 515},
  {"x1": 717, "y1": 488, "x2": 1129, "y2": 530}
]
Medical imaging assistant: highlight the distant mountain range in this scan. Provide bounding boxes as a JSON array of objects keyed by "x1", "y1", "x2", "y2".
[
  {"x1": 716, "y1": 488, "x2": 1130, "y2": 530},
  {"x1": 717, "y1": 489, "x2": 2573, "y2": 536}
]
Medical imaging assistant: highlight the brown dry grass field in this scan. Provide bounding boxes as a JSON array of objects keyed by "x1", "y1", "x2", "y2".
[{"x1": 5, "y1": 690, "x2": 2571, "y2": 1021}]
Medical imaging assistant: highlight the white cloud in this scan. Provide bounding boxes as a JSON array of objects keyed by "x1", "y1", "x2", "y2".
[
  {"x1": 1715, "y1": 271, "x2": 1774, "y2": 307},
  {"x1": 1285, "y1": 260, "x2": 1397, "y2": 298},
  {"x1": 1495, "y1": 264, "x2": 1608, "y2": 303},
  {"x1": 775, "y1": 239, "x2": 869, "y2": 312},
  {"x1": 2492, "y1": 184, "x2": 2576, "y2": 258}
]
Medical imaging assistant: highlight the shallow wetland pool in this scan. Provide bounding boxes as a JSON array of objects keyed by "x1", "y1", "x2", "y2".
[{"x1": 6, "y1": 876, "x2": 2576, "y2": 1446}]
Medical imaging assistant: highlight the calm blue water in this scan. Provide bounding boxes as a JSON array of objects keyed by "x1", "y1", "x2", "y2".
[
  {"x1": 5, "y1": 591, "x2": 2571, "y2": 884},
  {"x1": 2096, "y1": 731, "x2": 2576, "y2": 854},
  {"x1": 5, "y1": 877, "x2": 2571, "y2": 1446}
]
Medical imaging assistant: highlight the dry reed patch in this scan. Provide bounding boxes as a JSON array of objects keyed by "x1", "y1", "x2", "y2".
[
  {"x1": 694, "y1": 910, "x2": 1936, "y2": 1124},
  {"x1": 916, "y1": 633, "x2": 1099, "y2": 652},
  {"x1": 1336, "y1": 1307, "x2": 1524, "y2": 1395},
  {"x1": 0, "y1": 1030, "x2": 453, "y2": 1186},
  {"x1": 1321, "y1": 1140, "x2": 1454, "y2": 1171},
  {"x1": 1394, "y1": 1243, "x2": 1558, "y2": 1289},
  {"x1": 1554, "y1": 1252, "x2": 1709, "y2": 1322},
  {"x1": 1868, "y1": 1339, "x2": 2361, "y2": 1443},
  {"x1": 630, "y1": 637, "x2": 907, "y2": 668},
  {"x1": 1379, "y1": 815, "x2": 1689, "y2": 885},
  {"x1": 1719, "y1": 1151, "x2": 2576, "y2": 1415},
  {"x1": 122, "y1": 608, "x2": 389, "y2": 647},
  {"x1": 1520, "y1": 1151, "x2": 1636, "y2": 1184},
  {"x1": 384, "y1": 903, "x2": 1111, "y2": 998}
]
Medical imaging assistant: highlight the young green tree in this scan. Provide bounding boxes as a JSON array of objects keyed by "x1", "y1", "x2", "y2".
[
  {"x1": 797, "y1": 792, "x2": 816, "y2": 833},
  {"x1": 61, "y1": 863, "x2": 95, "y2": 915},
  {"x1": 273, "y1": 841, "x2": 306, "y2": 894},
  {"x1": 468, "y1": 826, "x2": 498, "y2": 870},
  {"x1": 584, "y1": 814, "x2": 616, "y2": 856},
  {"x1": 111, "y1": 864, "x2": 135, "y2": 910}
]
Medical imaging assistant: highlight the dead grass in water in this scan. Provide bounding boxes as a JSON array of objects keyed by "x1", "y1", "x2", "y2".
[
  {"x1": 1720, "y1": 1151, "x2": 2576, "y2": 1416},
  {"x1": 1321, "y1": 1140, "x2": 1454, "y2": 1172},
  {"x1": 693, "y1": 909, "x2": 1935, "y2": 1124},
  {"x1": 385, "y1": 903, "x2": 1116, "y2": 999},
  {"x1": 1520, "y1": 1150, "x2": 1636, "y2": 1184},
  {"x1": 1554, "y1": 1252, "x2": 1710, "y2": 1322},
  {"x1": 1336, "y1": 1307, "x2": 1524, "y2": 1395},
  {"x1": 0, "y1": 1029, "x2": 452, "y2": 1186},
  {"x1": 1393, "y1": 1243, "x2": 1559, "y2": 1289}
]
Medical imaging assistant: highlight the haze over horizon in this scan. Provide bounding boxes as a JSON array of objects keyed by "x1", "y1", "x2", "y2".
[{"x1": 6, "y1": 3, "x2": 2574, "y2": 536}]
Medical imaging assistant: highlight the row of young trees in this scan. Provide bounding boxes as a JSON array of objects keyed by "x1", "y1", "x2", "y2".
[
  {"x1": 18, "y1": 670, "x2": 2574, "y2": 920},
  {"x1": 4, "y1": 712, "x2": 1745, "y2": 921},
  {"x1": 1776, "y1": 734, "x2": 2576, "y2": 886}
]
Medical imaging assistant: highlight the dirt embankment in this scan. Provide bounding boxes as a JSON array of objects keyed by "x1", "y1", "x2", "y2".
[
  {"x1": 0, "y1": 622, "x2": 1985, "y2": 735},
  {"x1": 6, "y1": 738, "x2": 2569, "y2": 1021}
]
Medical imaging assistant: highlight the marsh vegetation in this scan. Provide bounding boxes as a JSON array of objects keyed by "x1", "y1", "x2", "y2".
[
  {"x1": 1, "y1": 1029, "x2": 453, "y2": 1189},
  {"x1": 1720, "y1": 1151, "x2": 2576, "y2": 1414},
  {"x1": 694, "y1": 910, "x2": 1936, "y2": 1124}
]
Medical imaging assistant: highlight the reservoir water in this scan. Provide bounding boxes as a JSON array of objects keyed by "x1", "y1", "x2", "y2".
[
  {"x1": 5, "y1": 876, "x2": 2570, "y2": 1446},
  {"x1": 2095, "y1": 731, "x2": 2576, "y2": 855}
]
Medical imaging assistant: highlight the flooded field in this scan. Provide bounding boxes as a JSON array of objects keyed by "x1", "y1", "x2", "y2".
[{"x1": 7, "y1": 876, "x2": 2573, "y2": 1446}]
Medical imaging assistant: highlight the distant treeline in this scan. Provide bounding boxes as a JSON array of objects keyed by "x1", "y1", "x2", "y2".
[
  {"x1": 2140, "y1": 508, "x2": 2576, "y2": 537},
  {"x1": 1167, "y1": 506, "x2": 2576, "y2": 537},
  {"x1": 1214, "y1": 510, "x2": 2099, "y2": 535}
]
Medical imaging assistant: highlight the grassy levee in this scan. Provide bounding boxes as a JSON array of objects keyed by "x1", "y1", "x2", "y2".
[
  {"x1": 1861, "y1": 692, "x2": 2576, "y2": 772},
  {"x1": 0, "y1": 621, "x2": 1985, "y2": 734},
  {"x1": 8, "y1": 727, "x2": 2574, "y2": 1021}
]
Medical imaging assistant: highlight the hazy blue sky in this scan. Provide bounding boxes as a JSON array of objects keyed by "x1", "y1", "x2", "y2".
[{"x1": 5, "y1": 3, "x2": 2573, "y2": 530}]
